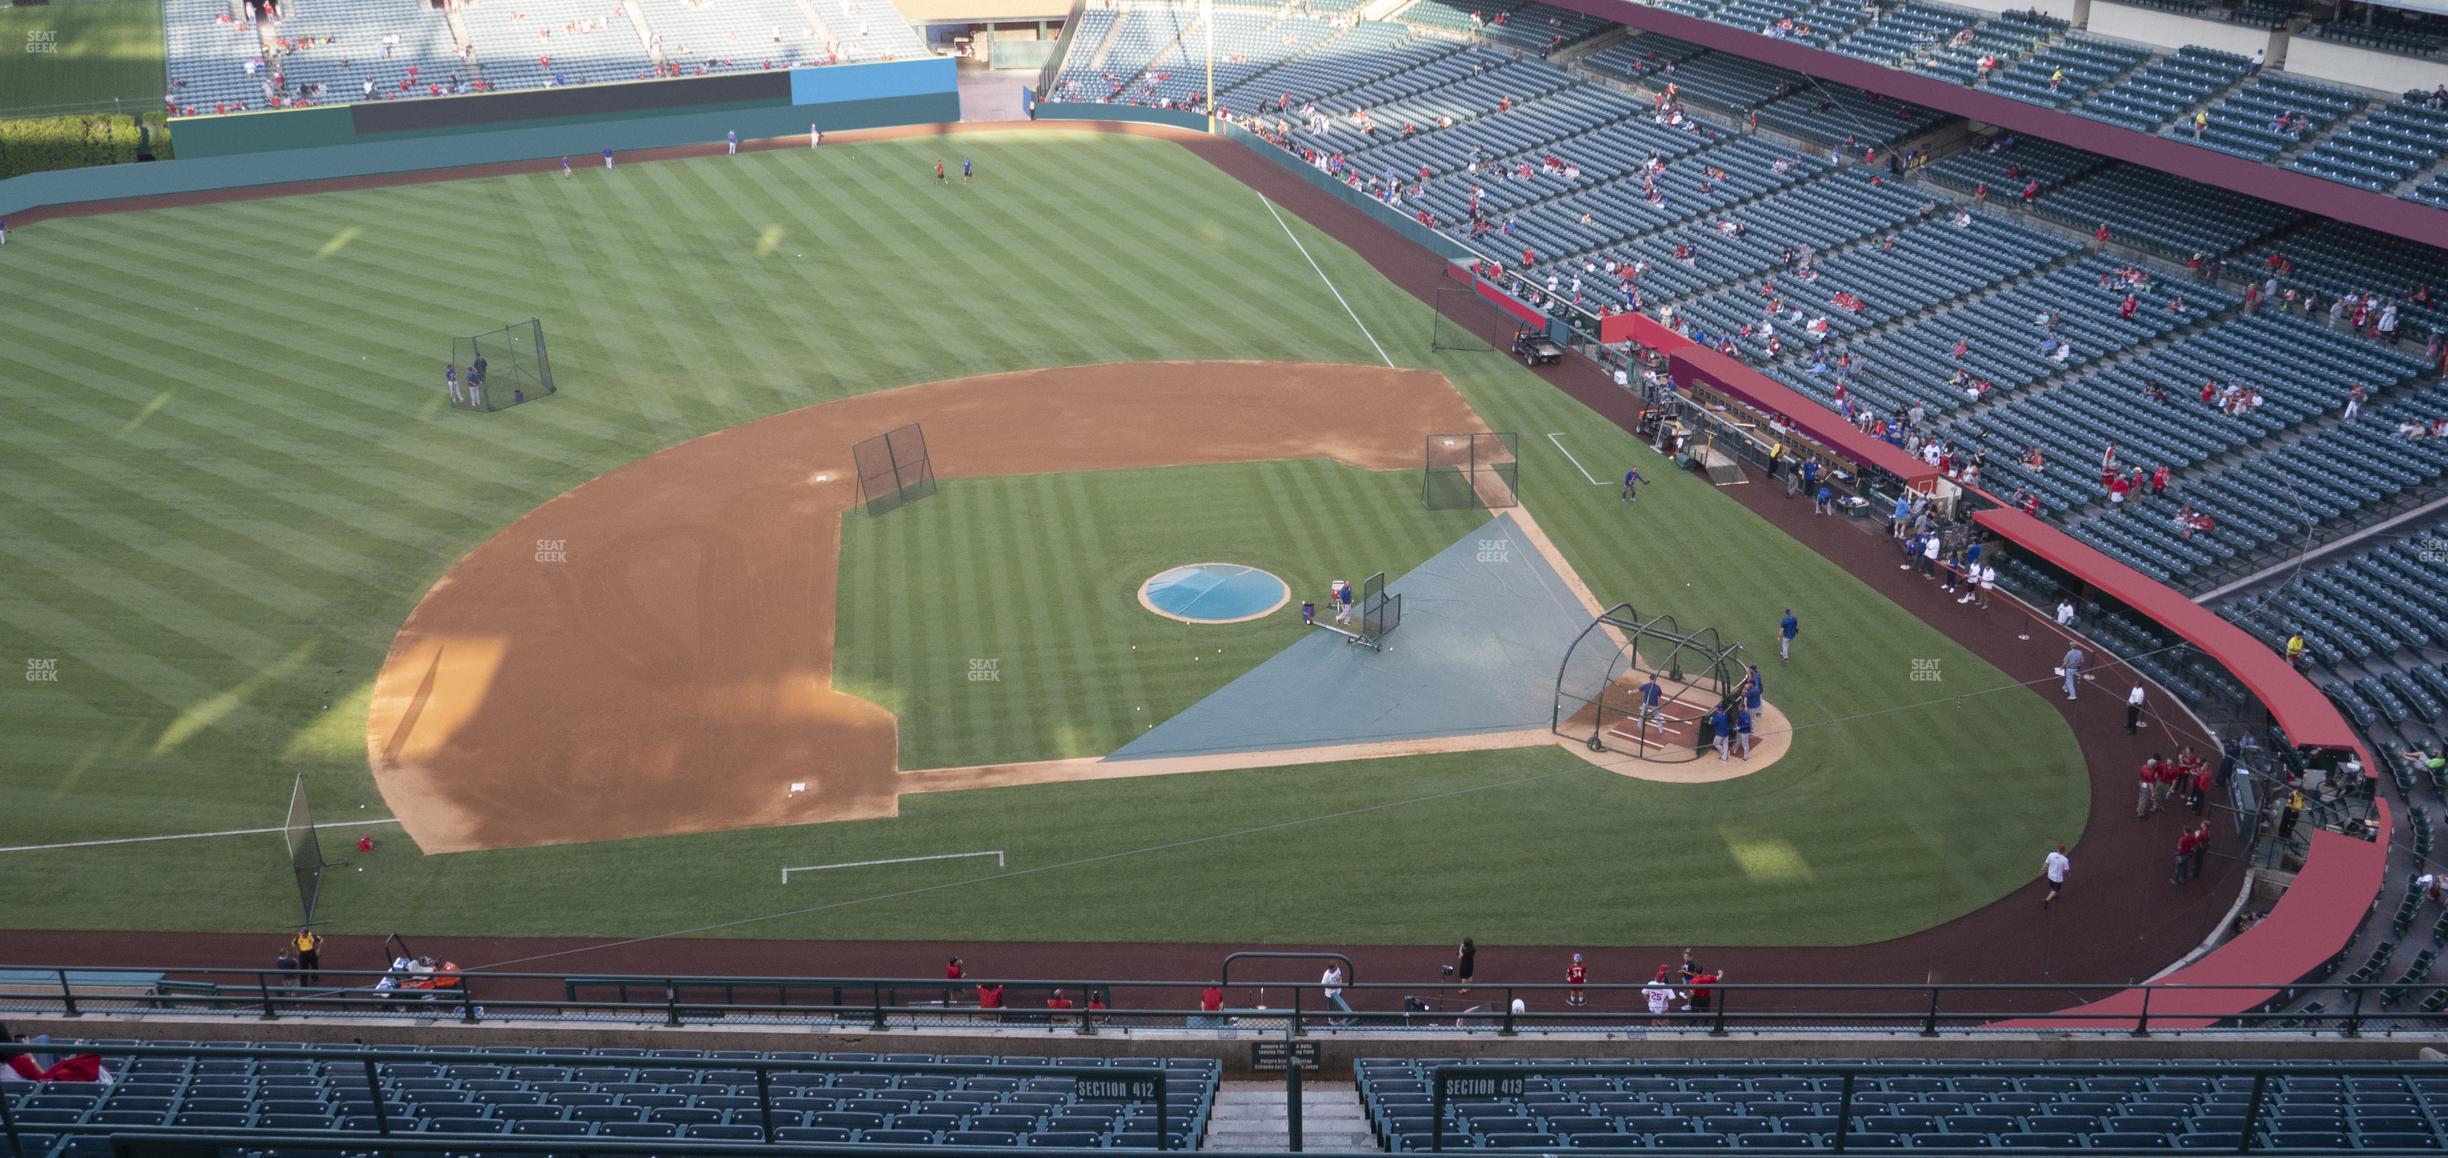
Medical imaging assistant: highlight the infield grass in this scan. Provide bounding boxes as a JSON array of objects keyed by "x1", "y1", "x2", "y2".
[{"x1": 0, "y1": 130, "x2": 2086, "y2": 946}]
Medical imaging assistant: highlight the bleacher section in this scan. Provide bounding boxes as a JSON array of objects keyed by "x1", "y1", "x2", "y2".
[
  {"x1": 1054, "y1": 4, "x2": 1199, "y2": 104},
  {"x1": 2025, "y1": 162, "x2": 2302, "y2": 257},
  {"x1": 1921, "y1": 135, "x2": 2107, "y2": 198},
  {"x1": 1829, "y1": 1, "x2": 1976, "y2": 70},
  {"x1": 162, "y1": 0, "x2": 272, "y2": 113},
  {"x1": 1956, "y1": 313, "x2": 2427, "y2": 566},
  {"x1": 165, "y1": 0, "x2": 925, "y2": 107},
  {"x1": 2165, "y1": 74, "x2": 2367, "y2": 162},
  {"x1": 1355, "y1": 1059, "x2": 2448, "y2": 1152},
  {"x1": 1986, "y1": 34, "x2": 2149, "y2": 111},
  {"x1": 633, "y1": 0, "x2": 831, "y2": 74},
  {"x1": 1220, "y1": 22, "x2": 1442, "y2": 113},
  {"x1": 1683, "y1": 214, "x2": 2079, "y2": 361},
  {"x1": 2076, "y1": 45, "x2": 2255, "y2": 134},
  {"x1": 2291, "y1": 94, "x2": 2448, "y2": 193},
  {"x1": 0, "y1": 1046, "x2": 1223, "y2": 1155},
  {"x1": 802, "y1": 0, "x2": 929, "y2": 61},
  {"x1": 2250, "y1": 219, "x2": 2448, "y2": 337},
  {"x1": 2087, "y1": 382, "x2": 2448, "y2": 585},
  {"x1": 276, "y1": 0, "x2": 469, "y2": 101},
  {"x1": 1775, "y1": 253, "x2": 2238, "y2": 421},
  {"x1": 456, "y1": 0, "x2": 641, "y2": 92}
]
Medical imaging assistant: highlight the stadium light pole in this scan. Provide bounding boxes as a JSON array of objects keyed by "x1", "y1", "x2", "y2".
[{"x1": 1203, "y1": 0, "x2": 1215, "y2": 133}]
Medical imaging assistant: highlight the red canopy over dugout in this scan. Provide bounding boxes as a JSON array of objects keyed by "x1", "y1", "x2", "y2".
[
  {"x1": 1666, "y1": 347, "x2": 1941, "y2": 488},
  {"x1": 1970, "y1": 508, "x2": 2359, "y2": 752}
]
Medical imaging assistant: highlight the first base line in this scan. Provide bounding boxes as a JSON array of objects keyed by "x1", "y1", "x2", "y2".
[
  {"x1": 1547, "y1": 432, "x2": 1607, "y2": 486},
  {"x1": 781, "y1": 849, "x2": 1006, "y2": 883}
]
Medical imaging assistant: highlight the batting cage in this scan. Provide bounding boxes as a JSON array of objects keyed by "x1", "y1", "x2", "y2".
[
  {"x1": 1422, "y1": 431, "x2": 1520, "y2": 511},
  {"x1": 448, "y1": 318, "x2": 555, "y2": 412},
  {"x1": 853, "y1": 421, "x2": 937, "y2": 516},
  {"x1": 1552, "y1": 603, "x2": 1742, "y2": 763},
  {"x1": 1430, "y1": 287, "x2": 1498, "y2": 353},
  {"x1": 284, "y1": 772, "x2": 327, "y2": 925}
]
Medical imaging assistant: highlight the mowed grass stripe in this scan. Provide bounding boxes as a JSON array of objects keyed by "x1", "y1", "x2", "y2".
[{"x1": 0, "y1": 134, "x2": 2085, "y2": 947}]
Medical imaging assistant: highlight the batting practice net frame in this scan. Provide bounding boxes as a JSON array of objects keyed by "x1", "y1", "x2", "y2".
[
  {"x1": 1422, "y1": 431, "x2": 1520, "y2": 511},
  {"x1": 1553, "y1": 603, "x2": 1742, "y2": 764},
  {"x1": 284, "y1": 772, "x2": 326, "y2": 925},
  {"x1": 448, "y1": 317, "x2": 555, "y2": 412},
  {"x1": 1430, "y1": 287, "x2": 1500, "y2": 353},
  {"x1": 1311, "y1": 570, "x2": 1401, "y2": 651},
  {"x1": 853, "y1": 422, "x2": 937, "y2": 516}
]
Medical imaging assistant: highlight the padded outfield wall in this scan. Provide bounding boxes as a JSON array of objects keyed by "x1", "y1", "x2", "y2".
[{"x1": 0, "y1": 57, "x2": 957, "y2": 217}]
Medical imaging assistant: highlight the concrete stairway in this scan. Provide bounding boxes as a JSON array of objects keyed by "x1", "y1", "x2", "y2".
[{"x1": 1203, "y1": 1080, "x2": 1384, "y2": 1153}]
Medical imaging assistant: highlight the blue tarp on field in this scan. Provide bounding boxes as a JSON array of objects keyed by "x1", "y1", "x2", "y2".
[{"x1": 1107, "y1": 512, "x2": 1592, "y2": 759}]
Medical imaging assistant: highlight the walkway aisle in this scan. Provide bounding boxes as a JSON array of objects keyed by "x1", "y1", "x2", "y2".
[{"x1": 1204, "y1": 1079, "x2": 1384, "y2": 1152}]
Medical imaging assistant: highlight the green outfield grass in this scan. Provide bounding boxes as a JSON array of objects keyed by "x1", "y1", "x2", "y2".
[
  {"x1": 0, "y1": 0, "x2": 165, "y2": 116},
  {"x1": 0, "y1": 130, "x2": 2087, "y2": 946},
  {"x1": 836, "y1": 462, "x2": 1490, "y2": 769}
]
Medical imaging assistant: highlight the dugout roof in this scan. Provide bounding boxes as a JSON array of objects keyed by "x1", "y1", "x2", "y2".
[
  {"x1": 1970, "y1": 507, "x2": 2360, "y2": 753},
  {"x1": 1667, "y1": 348, "x2": 1941, "y2": 489}
]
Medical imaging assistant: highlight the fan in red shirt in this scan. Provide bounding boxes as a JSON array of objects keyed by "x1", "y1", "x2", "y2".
[
  {"x1": 1565, "y1": 953, "x2": 1589, "y2": 1008},
  {"x1": 1201, "y1": 984, "x2": 1224, "y2": 1013},
  {"x1": 2136, "y1": 757, "x2": 2163, "y2": 818},
  {"x1": 1046, "y1": 988, "x2": 1074, "y2": 1010},
  {"x1": 976, "y1": 982, "x2": 1005, "y2": 1011}
]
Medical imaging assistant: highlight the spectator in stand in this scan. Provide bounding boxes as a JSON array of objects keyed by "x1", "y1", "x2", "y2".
[
  {"x1": 1321, "y1": 962, "x2": 1354, "y2": 1024},
  {"x1": 1686, "y1": 966, "x2": 1721, "y2": 1015},
  {"x1": 976, "y1": 980, "x2": 1006, "y2": 1013},
  {"x1": 1642, "y1": 966, "x2": 1678, "y2": 1025},
  {"x1": 1565, "y1": 953, "x2": 1589, "y2": 1008},
  {"x1": 944, "y1": 956, "x2": 964, "y2": 1003}
]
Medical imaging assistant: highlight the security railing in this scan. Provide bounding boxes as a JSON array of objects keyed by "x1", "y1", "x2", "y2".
[{"x1": 7, "y1": 968, "x2": 2448, "y2": 1037}]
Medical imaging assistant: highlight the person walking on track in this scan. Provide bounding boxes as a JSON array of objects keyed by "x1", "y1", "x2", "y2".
[
  {"x1": 2042, "y1": 844, "x2": 2070, "y2": 906},
  {"x1": 1778, "y1": 608, "x2": 1799, "y2": 662},
  {"x1": 2126, "y1": 683, "x2": 2148, "y2": 733},
  {"x1": 2060, "y1": 645, "x2": 2085, "y2": 699},
  {"x1": 1565, "y1": 953, "x2": 1588, "y2": 1007}
]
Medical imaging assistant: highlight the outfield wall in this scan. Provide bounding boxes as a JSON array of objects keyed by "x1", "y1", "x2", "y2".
[{"x1": 0, "y1": 58, "x2": 956, "y2": 217}]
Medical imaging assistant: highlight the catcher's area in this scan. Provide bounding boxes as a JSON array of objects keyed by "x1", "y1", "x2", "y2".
[{"x1": 365, "y1": 361, "x2": 1788, "y2": 854}]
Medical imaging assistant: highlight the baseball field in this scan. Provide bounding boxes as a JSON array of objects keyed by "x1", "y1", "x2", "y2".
[{"x1": 0, "y1": 127, "x2": 2094, "y2": 957}]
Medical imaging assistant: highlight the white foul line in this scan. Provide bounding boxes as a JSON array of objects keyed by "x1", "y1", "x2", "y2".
[
  {"x1": 1257, "y1": 192, "x2": 1393, "y2": 368},
  {"x1": 781, "y1": 849, "x2": 1005, "y2": 883},
  {"x1": 1547, "y1": 432, "x2": 1607, "y2": 486},
  {"x1": 0, "y1": 818, "x2": 403, "y2": 855}
]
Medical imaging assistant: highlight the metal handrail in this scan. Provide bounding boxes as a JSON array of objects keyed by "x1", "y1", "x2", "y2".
[{"x1": 5, "y1": 964, "x2": 2443, "y2": 1035}]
